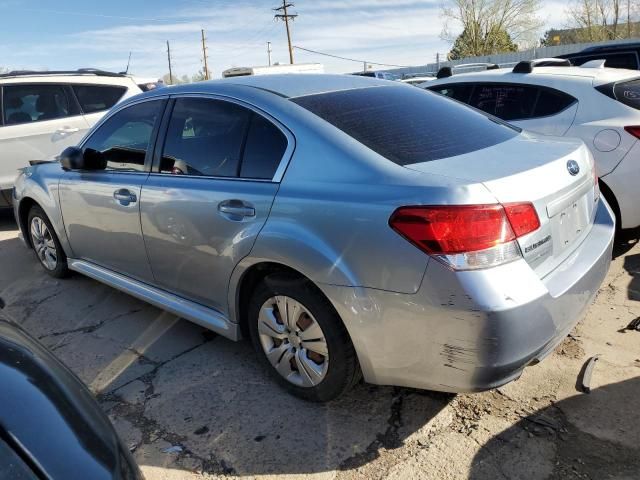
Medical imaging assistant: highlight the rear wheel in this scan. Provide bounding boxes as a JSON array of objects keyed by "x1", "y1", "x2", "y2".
[
  {"x1": 28, "y1": 206, "x2": 69, "y2": 278},
  {"x1": 248, "y1": 273, "x2": 361, "y2": 402}
]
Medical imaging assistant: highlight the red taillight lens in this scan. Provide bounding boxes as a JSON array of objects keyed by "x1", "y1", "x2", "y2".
[
  {"x1": 624, "y1": 126, "x2": 640, "y2": 139},
  {"x1": 389, "y1": 203, "x2": 539, "y2": 255},
  {"x1": 503, "y1": 203, "x2": 541, "y2": 237}
]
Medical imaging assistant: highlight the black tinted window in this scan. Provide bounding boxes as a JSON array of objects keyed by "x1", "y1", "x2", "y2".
[
  {"x1": 3, "y1": 84, "x2": 71, "y2": 125},
  {"x1": 160, "y1": 98, "x2": 251, "y2": 177},
  {"x1": 468, "y1": 83, "x2": 538, "y2": 120},
  {"x1": 533, "y1": 89, "x2": 576, "y2": 117},
  {"x1": 292, "y1": 86, "x2": 518, "y2": 165},
  {"x1": 613, "y1": 78, "x2": 640, "y2": 110},
  {"x1": 0, "y1": 439, "x2": 37, "y2": 480},
  {"x1": 73, "y1": 85, "x2": 127, "y2": 113},
  {"x1": 240, "y1": 113, "x2": 288, "y2": 179},
  {"x1": 430, "y1": 84, "x2": 474, "y2": 103},
  {"x1": 571, "y1": 53, "x2": 639, "y2": 70},
  {"x1": 82, "y1": 100, "x2": 163, "y2": 172}
]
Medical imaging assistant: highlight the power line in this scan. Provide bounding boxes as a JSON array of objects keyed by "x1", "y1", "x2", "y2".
[
  {"x1": 293, "y1": 46, "x2": 416, "y2": 68},
  {"x1": 274, "y1": 1, "x2": 297, "y2": 64}
]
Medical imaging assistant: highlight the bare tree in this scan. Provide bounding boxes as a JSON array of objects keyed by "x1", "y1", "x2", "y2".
[
  {"x1": 441, "y1": 0, "x2": 543, "y2": 56},
  {"x1": 567, "y1": 0, "x2": 637, "y2": 41}
]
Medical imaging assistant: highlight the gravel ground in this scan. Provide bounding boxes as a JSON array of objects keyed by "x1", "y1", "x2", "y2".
[{"x1": 1, "y1": 210, "x2": 638, "y2": 480}]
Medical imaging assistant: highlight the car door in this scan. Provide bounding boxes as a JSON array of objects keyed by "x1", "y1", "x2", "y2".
[
  {"x1": 0, "y1": 83, "x2": 89, "y2": 190},
  {"x1": 140, "y1": 95, "x2": 292, "y2": 313},
  {"x1": 58, "y1": 98, "x2": 166, "y2": 282}
]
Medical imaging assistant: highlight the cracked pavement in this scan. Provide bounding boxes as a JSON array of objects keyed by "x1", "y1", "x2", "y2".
[{"x1": 1, "y1": 211, "x2": 639, "y2": 480}]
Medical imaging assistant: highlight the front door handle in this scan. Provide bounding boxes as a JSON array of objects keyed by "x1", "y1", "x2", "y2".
[
  {"x1": 218, "y1": 200, "x2": 255, "y2": 220},
  {"x1": 114, "y1": 189, "x2": 137, "y2": 206}
]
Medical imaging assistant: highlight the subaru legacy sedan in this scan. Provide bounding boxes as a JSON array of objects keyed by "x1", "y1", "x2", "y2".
[{"x1": 13, "y1": 75, "x2": 614, "y2": 401}]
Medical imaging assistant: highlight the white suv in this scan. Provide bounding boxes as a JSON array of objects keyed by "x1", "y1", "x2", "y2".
[
  {"x1": 0, "y1": 69, "x2": 141, "y2": 207},
  {"x1": 424, "y1": 60, "x2": 640, "y2": 229}
]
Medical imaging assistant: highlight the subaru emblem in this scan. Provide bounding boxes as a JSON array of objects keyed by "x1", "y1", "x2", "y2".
[{"x1": 567, "y1": 160, "x2": 580, "y2": 176}]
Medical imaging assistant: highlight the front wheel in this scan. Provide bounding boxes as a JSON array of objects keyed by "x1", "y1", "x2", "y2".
[
  {"x1": 28, "y1": 205, "x2": 69, "y2": 278},
  {"x1": 248, "y1": 274, "x2": 361, "y2": 402}
]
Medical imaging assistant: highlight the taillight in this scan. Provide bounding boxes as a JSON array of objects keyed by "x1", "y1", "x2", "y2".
[
  {"x1": 624, "y1": 126, "x2": 640, "y2": 139},
  {"x1": 389, "y1": 203, "x2": 540, "y2": 270}
]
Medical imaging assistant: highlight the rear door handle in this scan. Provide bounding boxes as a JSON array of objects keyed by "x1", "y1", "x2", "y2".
[
  {"x1": 114, "y1": 189, "x2": 137, "y2": 206},
  {"x1": 218, "y1": 200, "x2": 255, "y2": 220},
  {"x1": 56, "y1": 127, "x2": 80, "y2": 135}
]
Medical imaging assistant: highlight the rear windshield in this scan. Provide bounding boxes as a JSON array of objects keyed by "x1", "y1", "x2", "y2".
[
  {"x1": 613, "y1": 78, "x2": 640, "y2": 110},
  {"x1": 291, "y1": 86, "x2": 519, "y2": 165}
]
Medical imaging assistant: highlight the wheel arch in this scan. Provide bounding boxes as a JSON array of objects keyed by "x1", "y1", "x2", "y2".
[
  {"x1": 17, "y1": 197, "x2": 38, "y2": 248},
  {"x1": 598, "y1": 178, "x2": 621, "y2": 230},
  {"x1": 230, "y1": 260, "x2": 343, "y2": 341}
]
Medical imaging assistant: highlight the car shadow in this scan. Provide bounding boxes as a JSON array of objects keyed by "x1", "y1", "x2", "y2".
[
  {"x1": 623, "y1": 253, "x2": 640, "y2": 303},
  {"x1": 612, "y1": 226, "x2": 640, "y2": 259},
  {"x1": 468, "y1": 377, "x2": 640, "y2": 479},
  {"x1": 0, "y1": 209, "x2": 17, "y2": 232},
  {"x1": 0, "y1": 236, "x2": 453, "y2": 476}
]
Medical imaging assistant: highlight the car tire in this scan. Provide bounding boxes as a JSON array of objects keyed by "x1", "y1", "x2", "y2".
[
  {"x1": 248, "y1": 273, "x2": 361, "y2": 402},
  {"x1": 27, "y1": 205, "x2": 69, "y2": 278}
]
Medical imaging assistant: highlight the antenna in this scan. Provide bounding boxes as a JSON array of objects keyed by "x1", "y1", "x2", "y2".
[{"x1": 125, "y1": 51, "x2": 132, "y2": 74}]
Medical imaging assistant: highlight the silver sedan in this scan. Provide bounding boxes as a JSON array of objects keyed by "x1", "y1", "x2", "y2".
[{"x1": 13, "y1": 74, "x2": 615, "y2": 401}]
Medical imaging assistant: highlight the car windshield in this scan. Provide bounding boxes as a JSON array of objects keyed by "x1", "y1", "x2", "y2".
[{"x1": 291, "y1": 85, "x2": 519, "y2": 165}]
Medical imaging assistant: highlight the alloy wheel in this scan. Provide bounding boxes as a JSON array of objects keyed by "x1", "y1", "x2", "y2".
[
  {"x1": 30, "y1": 217, "x2": 58, "y2": 271},
  {"x1": 258, "y1": 295, "x2": 329, "y2": 387}
]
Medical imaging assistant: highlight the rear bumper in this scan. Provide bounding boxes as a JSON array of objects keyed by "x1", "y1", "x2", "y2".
[{"x1": 320, "y1": 198, "x2": 615, "y2": 393}]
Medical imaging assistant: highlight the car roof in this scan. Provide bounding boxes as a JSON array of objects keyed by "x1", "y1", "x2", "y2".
[
  {"x1": 0, "y1": 70, "x2": 139, "y2": 87},
  {"x1": 426, "y1": 65, "x2": 640, "y2": 86},
  {"x1": 580, "y1": 42, "x2": 640, "y2": 52},
  {"x1": 164, "y1": 74, "x2": 395, "y2": 99}
]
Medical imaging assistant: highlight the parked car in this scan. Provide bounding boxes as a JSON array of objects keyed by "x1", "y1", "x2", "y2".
[
  {"x1": 0, "y1": 299, "x2": 142, "y2": 479},
  {"x1": 425, "y1": 59, "x2": 640, "y2": 229},
  {"x1": 557, "y1": 42, "x2": 640, "y2": 70},
  {"x1": 0, "y1": 69, "x2": 142, "y2": 208},
  {"x1": 351, "y1": 71, "x2": 395, "y2": 80},
  {"x1": 13, "y1": 75, "x2": 614, "y2": 401},
  {"x1": 400, "y1": 76, "x2": 436, "y2": 86}
]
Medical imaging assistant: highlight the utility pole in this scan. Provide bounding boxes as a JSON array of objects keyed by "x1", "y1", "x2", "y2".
[
  {"x1": 201, "y1": 29, "x2": 210, "y2": 80},
  {"x1": 166, "y1": 40, "x2": 173, "y2": 85},
  {"x1": 436, "y1": 53, "x2": 440, "y2": 72},
  {"x1": 267, "y1": 41, "x2": 273, "y2": 66},
  {"x1": 274, "y1": 1, "x2": 297, "y2": 64}
]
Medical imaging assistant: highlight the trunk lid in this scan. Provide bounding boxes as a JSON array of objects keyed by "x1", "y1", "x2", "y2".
[{"x1": 405, "y1": 132, "x2": 598, "y2": 278}]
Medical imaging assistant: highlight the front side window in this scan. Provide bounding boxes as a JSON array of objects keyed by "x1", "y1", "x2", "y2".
[
  {"x1": 292, "y1": 85, "x2": 518, "y2": 166},
  {"x1": 3, "y1": 84, "x2": 71, "y2": 125},
  {"x1": 159, "y1": 97, "x2": 287, "y2": 179},
  {"x1": 73, "y1": 85, "x2": 127, "y2": 114},
  {"x1": 81, "y1": 99, "x2": 163, "y2": 172},
  {"x1": 429, "y1": 84, "x2": 474, "y2": 103}
]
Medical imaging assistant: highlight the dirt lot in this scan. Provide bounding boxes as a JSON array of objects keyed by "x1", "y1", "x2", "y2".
[{"x1": 1, "y1": 210, "x2": 639, "y2": 480}]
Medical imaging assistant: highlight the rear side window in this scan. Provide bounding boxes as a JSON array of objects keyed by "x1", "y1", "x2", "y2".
[
  {"x1": 160, "y1": 98, "x2": 251, "y2": 177},
  {"x1": 613, "y1": 78, "x2": 640, "y2": 110},
  {"x1": 532, "y1": 89, "x2": 576, "y2": 117},
  {"x1": 291, "y1": 85, "x2": 518, "y2": 165},
  {"x1": 240, "y1": 113, "x2": 288, "y2": 179},
  {"x1": 569, "y1": 52, "x2": 639, "y2": 70},
  {"x1": 3, "y1": 84, "x2": 71, "y2": 125},
  {"x1": 73, "y1": 85, "x2": 127, "y2": 114}
]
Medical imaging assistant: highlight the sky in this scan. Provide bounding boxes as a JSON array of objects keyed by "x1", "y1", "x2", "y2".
[{"x1": 0, "y1": 0, "x2": 570, "y2": 79}]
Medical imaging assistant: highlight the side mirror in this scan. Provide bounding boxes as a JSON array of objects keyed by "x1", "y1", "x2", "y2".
[
  {"x1": 59, "y1": 146, "x2": 84, "y2": 170},
  {"x1": 59, "y1": 147, "x2": 107, "y2": 171}
]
